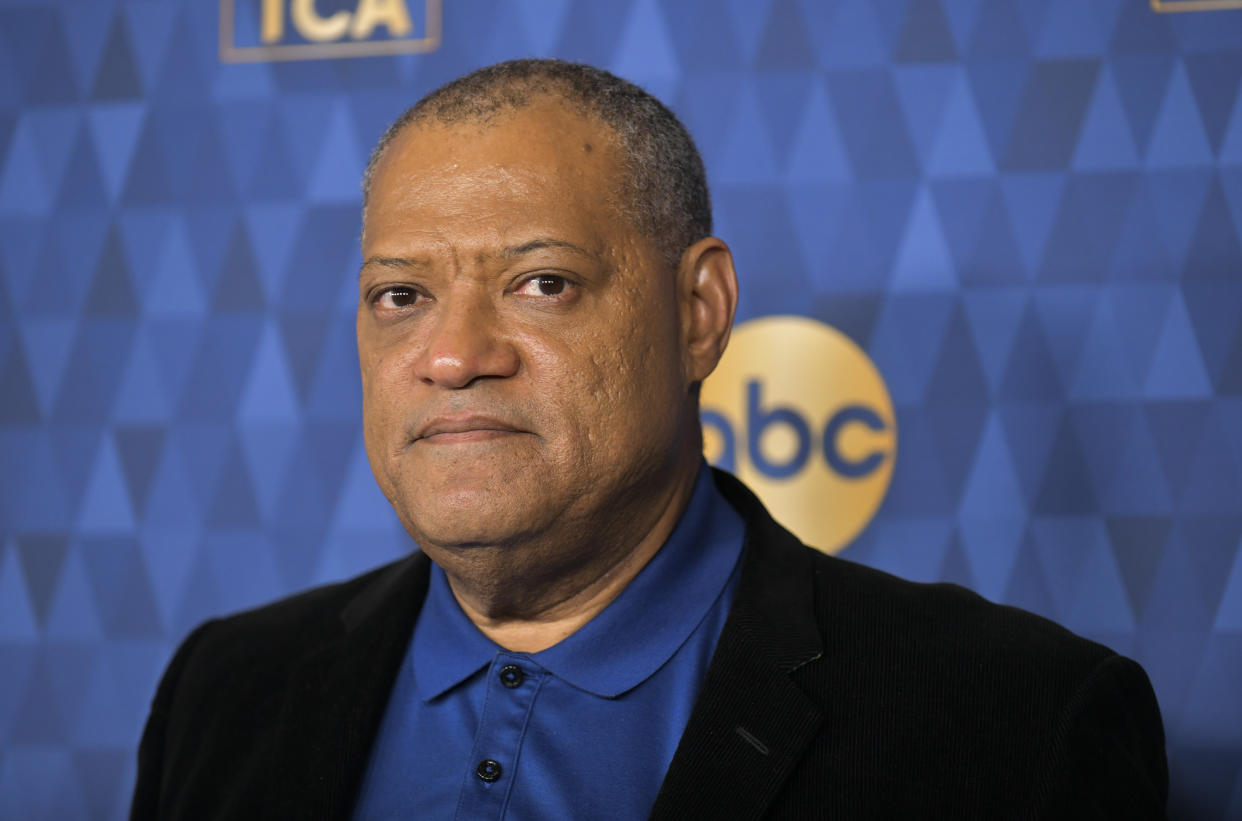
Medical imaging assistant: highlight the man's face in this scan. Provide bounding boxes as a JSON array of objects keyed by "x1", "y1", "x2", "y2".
[{"x1": 358, "y1": 101, "x2": 696, "y2": 558}]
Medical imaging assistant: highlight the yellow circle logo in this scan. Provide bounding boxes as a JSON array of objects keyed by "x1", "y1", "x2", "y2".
[{"x1": 701, "y1": 316, "x2": 896, "y2": 555}]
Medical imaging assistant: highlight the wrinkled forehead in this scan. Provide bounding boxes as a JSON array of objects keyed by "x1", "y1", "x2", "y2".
[{"x1": 365, "y1": 99, "x2": 630, "y2": 230}]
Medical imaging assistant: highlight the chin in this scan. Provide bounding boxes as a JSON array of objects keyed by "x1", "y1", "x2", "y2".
[
  {"x1": 409, "y1": 518, "x2": 535, "y2": 553},
  {"x1": 398, "y1": 486, "x2": 548, "y2": 550}
]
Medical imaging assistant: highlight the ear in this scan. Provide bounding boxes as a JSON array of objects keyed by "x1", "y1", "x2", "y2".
[{"x1": 677, "y1": 237, "x2": 739, "y2": 384}]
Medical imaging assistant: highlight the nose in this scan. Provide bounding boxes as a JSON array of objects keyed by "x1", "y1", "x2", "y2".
[{"x1": 412, "y1": 291, "x2": 519, "y2": 389}]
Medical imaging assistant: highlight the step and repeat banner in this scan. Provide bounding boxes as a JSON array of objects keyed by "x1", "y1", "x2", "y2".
[{"x1": 2, "y1": 0, "x2": 1241, "y2": 817}]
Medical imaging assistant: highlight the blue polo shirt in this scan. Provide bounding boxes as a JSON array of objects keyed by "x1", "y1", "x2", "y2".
[{"x1": 352, "y1": 465, "x2": 745, "y2": 820}]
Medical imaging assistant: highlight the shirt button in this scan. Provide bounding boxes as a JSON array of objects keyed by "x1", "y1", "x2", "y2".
[
  {"x1": 476, "y1": 759, "x2": 503, "y2": 783},
  {"x1": 499, "y1": 664, "x2": 524, "y2": 688}
]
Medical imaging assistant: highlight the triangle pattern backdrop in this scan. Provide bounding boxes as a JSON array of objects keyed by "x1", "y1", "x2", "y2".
[{"x1": 2, "y1": 1, "x2": 1242, "y2": 818}]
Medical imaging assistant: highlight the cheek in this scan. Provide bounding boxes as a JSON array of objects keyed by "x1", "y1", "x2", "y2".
[
  {"x1": 360, "y1": 325, "x2": 426, "y2": 403},
  {"x1": 358, "y1": 347, "x2": 414, "y2": 465},
  {"x1": 356, "y1": 331, "x2": 388, "y2": 407},
  {"x1": 533, "y1": 315, "x2": 681, "y2": 449}
]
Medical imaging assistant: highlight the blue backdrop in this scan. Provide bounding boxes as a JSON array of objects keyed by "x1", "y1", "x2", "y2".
[{"x1": 2, "y1": 1, "x2": 1241, "y2": 818}]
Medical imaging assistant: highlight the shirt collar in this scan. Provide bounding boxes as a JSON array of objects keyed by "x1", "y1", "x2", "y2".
[{"x1": 411, "y1": 463, "x2": 745, "y2": 700}]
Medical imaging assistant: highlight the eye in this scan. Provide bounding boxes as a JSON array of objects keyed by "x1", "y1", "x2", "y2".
[
  {"x1": 374, "y1": 286, "x2": 422, "y2": 311},
  {"x1": 515, "y1": 275, "x2": 569, "y2": 297}
]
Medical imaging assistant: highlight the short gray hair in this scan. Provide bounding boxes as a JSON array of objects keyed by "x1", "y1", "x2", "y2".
[{"x1": 362, "y1": 59, "x2": 712, "y2": 266}]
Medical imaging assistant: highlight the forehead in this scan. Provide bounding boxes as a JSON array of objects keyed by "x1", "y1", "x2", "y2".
[{"x1": 364, "y1": 101, "x2": 630, "y2": 251}]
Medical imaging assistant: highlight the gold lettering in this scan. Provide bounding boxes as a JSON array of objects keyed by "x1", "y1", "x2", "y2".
[
  {"x1": 350, "y1": 0, "x2": 414, "y2": 39},
  {"x1": 290, "y1": 0, "x2": 351, "y2": 42},
  {"x1": 260, "y1": 0, "x2": 284, "y2": 43}
]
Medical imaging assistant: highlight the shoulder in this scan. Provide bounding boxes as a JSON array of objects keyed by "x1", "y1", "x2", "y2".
[
  {"x1": 716, "y1": 468, "x2": 1167, "y2": 812},
  {"x1": 133, "y1": 553, "x2": 431, "y2": 818},
  {"x1": 161, "y1": 553, "x2": 427, "y2": 699},
  {"x1": 202, "y1": 554, "x2": 416, "y2": 635},
  {"x1": 765, "y1": 517, "x2": 1135, "y2": 722},
  {"x1": 714, "y1": 466, "x2": 1115, "y2": 684},
  {"x1": 799, "y1": 548, "x2": 1166, "y2": 812},
  {"x1": 808, "y1": 548, "x2": 1113, "y2": 677}
]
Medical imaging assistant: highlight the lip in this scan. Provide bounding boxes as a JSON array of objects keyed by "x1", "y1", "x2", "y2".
[{"x1": 414, "y1": 414, "x2": 526, "y2": 443}]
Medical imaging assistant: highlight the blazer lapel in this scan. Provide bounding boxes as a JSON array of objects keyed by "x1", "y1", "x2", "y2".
[
  {"x1": 264, "y1": 552, "x2": 432, "y2": 820},
  {"x1": 649, "y1": 471, "x2": 825, "y2": 821}
]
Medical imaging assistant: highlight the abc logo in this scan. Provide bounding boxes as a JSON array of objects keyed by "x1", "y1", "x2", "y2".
[{"x1": 701, "y1": 316, "x2": 896, "y2": 555}]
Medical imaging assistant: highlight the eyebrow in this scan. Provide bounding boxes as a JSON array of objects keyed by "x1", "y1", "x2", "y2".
[
  {"x1": 502, "y1": 238, "x2": 596, "y2": 260},
  {"x1": 360, "y1": 238, "x2": 597, "y2": 276},
  {"x1": 360, "y1": 255, "x2": 429, "y2": 273}
]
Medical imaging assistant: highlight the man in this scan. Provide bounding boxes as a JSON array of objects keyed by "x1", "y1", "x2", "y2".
[{"x1": 131, "y1": 60, "x2": 1168, "y2": 819}]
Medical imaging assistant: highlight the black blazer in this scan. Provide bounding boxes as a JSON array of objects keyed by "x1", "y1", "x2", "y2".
[{"x1": 132, "y1": 470, "x2": 1168, "y2": 819}]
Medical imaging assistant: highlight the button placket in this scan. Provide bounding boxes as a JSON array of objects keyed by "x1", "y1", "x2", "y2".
[{"x1": 454, "y1": 655, "x2": 544, "y2": 820}]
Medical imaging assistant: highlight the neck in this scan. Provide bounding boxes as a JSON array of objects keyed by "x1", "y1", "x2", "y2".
[{"x1": 436, "y1": 452, "x2": 703, "y2": 653}]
